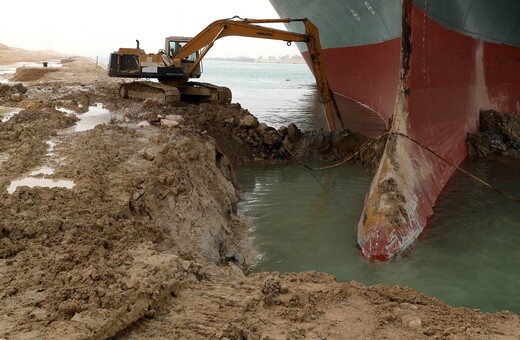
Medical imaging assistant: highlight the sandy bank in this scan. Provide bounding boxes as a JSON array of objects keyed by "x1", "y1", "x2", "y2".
[{"x1": 0, "y1": 43, "x2": 69, "y2": 64}]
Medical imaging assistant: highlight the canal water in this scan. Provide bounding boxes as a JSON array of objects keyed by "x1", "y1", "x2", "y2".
[
  {"x1": 237, "y1": 160, "x2": 520, "y2": 314},
  {"x1": 199, "y1": 61, "x2": 520, "y2": 315},
  {"x1": 202, "y1": 60, "x2": 328, "y2": 131}
]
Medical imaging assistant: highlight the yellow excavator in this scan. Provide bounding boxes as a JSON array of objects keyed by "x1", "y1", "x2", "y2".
[{"x1": 108, "y1": 17, "x2": 343, "y2": 131}]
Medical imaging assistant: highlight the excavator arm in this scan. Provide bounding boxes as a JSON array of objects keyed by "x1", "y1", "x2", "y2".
[{"x1": 174, "y1": 18, "x2": 344, "y2": 131}]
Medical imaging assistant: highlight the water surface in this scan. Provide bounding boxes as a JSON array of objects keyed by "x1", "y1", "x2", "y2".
[
  {"x1": 58, "y1": 103, "x2": 116, "y2": 134},
  {"x1": 237, "y1": 159, "x2": 520, "y2": 314},
  {"x1": 201, "y1": 60, "x2": 328, "y2": 131},
  {"x1": 209, "y1": 60, "x2": 520, "y2": 314}
]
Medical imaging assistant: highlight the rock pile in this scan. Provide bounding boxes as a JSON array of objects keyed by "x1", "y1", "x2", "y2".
[
  {"x1": 0, "y1": 82, "x2": 27, "y2": 102},
  {"x1": 467, "y1": 110, "x2": 520, "y2": 159},
  {"x1": 135, "y1": 102, "x2": 381, "y2": 169}
]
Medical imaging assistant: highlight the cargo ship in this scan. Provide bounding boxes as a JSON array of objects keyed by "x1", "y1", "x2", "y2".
[{"x1": 269, "y1": 0, "x2": 520, "y2": 260}]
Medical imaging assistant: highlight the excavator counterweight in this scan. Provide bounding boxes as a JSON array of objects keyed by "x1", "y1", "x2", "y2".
[{"x1": 108, "y1": 18, "x2": 343, "y2": 131}]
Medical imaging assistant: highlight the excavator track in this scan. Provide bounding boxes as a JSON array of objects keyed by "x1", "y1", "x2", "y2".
[
  {"x1": 119, "y1": 81, "x2": 181, "y2": 105},
  {"x1": 119, "y1": 81, "x2": 231, "y2": 105},
  {"x1": 186, "y1": 82, "x2": 232, "y2": 104}
]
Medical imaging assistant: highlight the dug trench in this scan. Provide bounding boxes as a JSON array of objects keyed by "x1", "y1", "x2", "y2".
[{"x1": 0, "y1": 59, "x2": 519, "y2": 340}]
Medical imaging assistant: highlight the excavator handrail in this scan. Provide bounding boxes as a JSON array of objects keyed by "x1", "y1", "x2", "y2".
[
  {"x1": 224, "y1": 16, "x2": 306, "y2": 24},
  {"x1": 172, "y1": 18, "x2": 344, "y2": 131}
]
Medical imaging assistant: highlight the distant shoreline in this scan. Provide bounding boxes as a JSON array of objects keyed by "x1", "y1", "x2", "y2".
[
  {"x1": 0, "y1": 43, "x2": 70, "y2": 64},
  {"x1": 0, "y1": 42, "x2": 307, "y2": 66},
  {"x1": 206, "y1": 56, "x2": 306, "y2": 64}
]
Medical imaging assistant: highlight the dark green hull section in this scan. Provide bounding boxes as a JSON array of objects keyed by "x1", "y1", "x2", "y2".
[
  {"x1": 415, "y1": 0, "x2": 520, "y2": 47},
  {"x1": 270, "y1": 0, "x2": 520, "y2": 50}
]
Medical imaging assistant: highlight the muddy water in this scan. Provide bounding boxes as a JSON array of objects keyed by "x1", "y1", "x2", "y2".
[
  {"x1": 7, "y1": 103, "x2": 116, "y2": 194},
  {"x1": 7, "y1": 178, "x2": 75, "y2": 194},
  {"x1": 237, "y1": 159, "x2": 520, "y2": 314},
  {"x1": 58, "y1": 103, "x2": 116, "y2": 133}
]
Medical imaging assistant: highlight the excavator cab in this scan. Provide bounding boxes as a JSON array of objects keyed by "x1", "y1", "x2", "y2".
[{"x1": 165, "y1": 37, "x2": 202, "y2": 78}]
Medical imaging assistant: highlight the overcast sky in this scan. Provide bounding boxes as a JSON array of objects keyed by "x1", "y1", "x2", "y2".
[{"x1": 0, "y1": 0, "x2": 301, "y2": 61}]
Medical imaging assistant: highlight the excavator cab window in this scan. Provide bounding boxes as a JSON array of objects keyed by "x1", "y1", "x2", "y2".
[{"x1": 168, "y1": 41, "x2": 198, "y2": 62}]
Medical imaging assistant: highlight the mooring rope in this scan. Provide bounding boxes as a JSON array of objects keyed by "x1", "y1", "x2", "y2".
[
  {"x1": 390, "y1": 131, "x2": 520, "y2": 205},
  {"x1": 304, "y1": 133, "x2": 385, "y2": 171},
  {"x1": 286, "y1": 131, "x2": 520, "y2": 205},
  {"x1": 280, "y1": 139, "x2": 330, "y2": 188}
]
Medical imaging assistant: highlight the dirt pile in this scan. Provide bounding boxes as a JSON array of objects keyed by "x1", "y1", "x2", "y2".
[
  {"x1": 0, "y1": 82, "x2": 26, "y2": 102},
  {"x1": 11, "y1": 67, "x2": 60, "y2": 82},
  {"x1": 118, "y1": 272, "x2": 520, "y2": 340},
  {"x1": 0, "y1": 108, "x2": 78, "y2": 177},
  {"x1": 0, "y1": 84, "x2": 19, "y2": 100},
  {"x1": 467, "y1": 109, "x2": 520, "y2": 159},
  {"x1": 108, "y1": 100, "x2": 383, "y2": 171},
  {"x1": 0, "y1": 57, "x2": 518, "y2": 340},
  {"x1": 0, "y1": 111, "x2": 253, "y2": 339}
]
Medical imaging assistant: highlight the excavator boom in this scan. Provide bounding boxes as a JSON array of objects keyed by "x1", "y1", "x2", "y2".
[
  {"x1": 173, "y1": 19, "x2": 308, "y2": 62},
  {"x1": 172, "y1": 18, "x2": 343, "y2": 131},
  {"x1": 108, "y1": 18, "x2": 344, "y2": 131}
]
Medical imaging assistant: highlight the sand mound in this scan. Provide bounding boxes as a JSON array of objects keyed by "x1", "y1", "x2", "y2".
[
  {"x1": 61, "y1": 57, "x2": 105, "y2": 72},
  {"x1": 119, "y1": 272, "x2": 520, "y2": 339},
  {"x1": 11, "y1": 67, "x2": 60, "y2": 82}
]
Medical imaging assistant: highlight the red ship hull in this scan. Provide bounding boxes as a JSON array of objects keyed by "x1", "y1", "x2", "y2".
[
  {"x1": 359, "y1": 3, "x2": 520, "y2": 260},
  {"x1": 273, "y1": 0, "x2": 520, "y2": 260}
]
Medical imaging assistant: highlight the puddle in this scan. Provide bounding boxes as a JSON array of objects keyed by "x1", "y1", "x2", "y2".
[
  {"x1": 56, "y1": 106, "x2": 75, "y2": 114},
  {"x1": 0, "y1": 106, "x2": 22, "y2": 122},
  {"x1": 5, "y1": 102, "x2": 114, "y2": 194},
  {"x1": 46, "y1": 140, "x2": 57, "y2": 156},
  {"x1": 58, "y1": 103, "x2": 117, "y2": 134},
  {"x1": 29, "y1": 166, "x2": 55, "y2": 176},
  {"x1": 7, "y1": 162, "x2": 72, "y2": 195},
  {"x1": 0, "y1": 65, "x2": 16, "y2": 83},
  {"x1": 7, "y1": 177, "x2": 75, "y2": 194}
]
